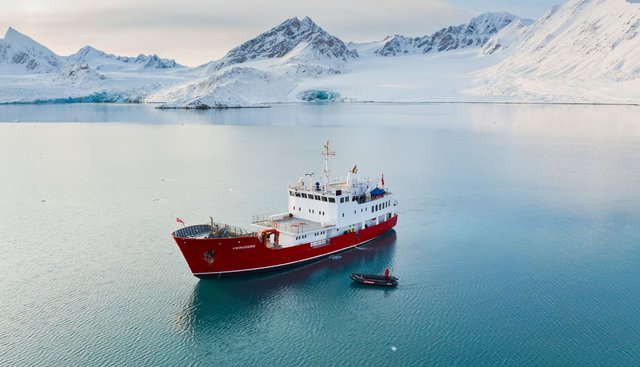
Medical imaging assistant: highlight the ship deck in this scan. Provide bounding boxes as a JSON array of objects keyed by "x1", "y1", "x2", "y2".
[{"x1": 253, "y1": 214, "x2": 331, "y2": 234}]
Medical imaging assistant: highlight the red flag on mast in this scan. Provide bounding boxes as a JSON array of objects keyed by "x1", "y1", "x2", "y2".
[
  {"x1": 176, "y1": 218, "x2": 185, "y2": 227},
  {"x1": 381, "y1": 173, "x2": 385, "y2": 188}
]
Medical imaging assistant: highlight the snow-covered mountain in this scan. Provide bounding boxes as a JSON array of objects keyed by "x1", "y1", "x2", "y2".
[
  {"x1": 150, "y1": 16, "x2": 357, "y2": 107},
  {"x1": 471, "y1": 0, "x2": 640, "y2": 103},
  {"x1": 68, "y1": 46, "x2": 182, "y2": 71},
  {"x1": 0, "y1": 27, "x2": 194, "y2": 103},
  {"x1": 375, "y1": 12, "x2": 520, "y2": 56},
  {"x1": 0, "y1": 27, "x2": 63, "y2": 74},
  {"x1": 3, "y1": 1, "x2": 640, "y2": 107},
  {"x1": 213, "y1": 16, "x2": 357, "y2": 71}
]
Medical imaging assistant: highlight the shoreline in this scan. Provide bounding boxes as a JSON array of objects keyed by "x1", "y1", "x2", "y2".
[{"x1": 1, "y1": 100, "x2": 639, "y2": 108}]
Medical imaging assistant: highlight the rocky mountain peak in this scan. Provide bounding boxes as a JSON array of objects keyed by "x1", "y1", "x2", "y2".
[
  {"x1": 0, "y1": 26, "x2": 62, "y2": 74},
  {"x1": 215, "y1": 16, "x2": 357, "y2": 69}
]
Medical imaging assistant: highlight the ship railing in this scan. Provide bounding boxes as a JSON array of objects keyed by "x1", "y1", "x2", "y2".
[
  {"x1": 174, "y1": 223, "x2": 255, "y2": 239},
  {"x1": 353, "y1": 189, "x2": 393, "y2": 204},
  {"x1": 252, "y1": 212, "x2": 291, "y2": 226},
  {"x1": 278, "y1": 223, "x2": 305, "y2": 234},
  {"x1": 270, "y1": 212, "x2": 290, "y2": 221},
  {"x1": 251, "y1": 214, "x2": 270, "y2": 225},
  {"x1": 174, "y1": 224, "x2": 211, "y2": 238}
]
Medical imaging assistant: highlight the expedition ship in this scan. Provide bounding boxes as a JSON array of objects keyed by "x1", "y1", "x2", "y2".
[{"x1": 172, "y1": 142, "x2": 398, "y2": 278}]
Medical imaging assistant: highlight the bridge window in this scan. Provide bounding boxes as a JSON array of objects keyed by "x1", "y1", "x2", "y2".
[
  {"x1": 315, "y1": 195, "x2": 320, "y2": 200},
  {"x1": 345, "y1": 197, "x2": 350, "y2": 202},
  {"x1": 295, "y1": 192, "x2": 301, "y2": 197},
  {"x1": 322, "y1": 196, "x2": 328, "y2": 202},
  {"x1": 289, "y1": 191, "x2": 294, "y2": 196}
]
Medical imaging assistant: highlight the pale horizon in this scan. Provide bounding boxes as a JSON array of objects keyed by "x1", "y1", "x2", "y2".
[{"x1": 1, "y1": 0, "x2": 559, "y2": 67}]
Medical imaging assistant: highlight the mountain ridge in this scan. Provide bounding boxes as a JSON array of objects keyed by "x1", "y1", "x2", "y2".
[
  {"x1": 1, "y1": 2, "x2": 639, "y2": 106},
  {"x1": 375, "y1": 12, "x2": 520, "y2": 56}
]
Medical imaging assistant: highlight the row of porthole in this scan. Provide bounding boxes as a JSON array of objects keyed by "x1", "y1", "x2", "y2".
[
  {"x1": 291, "y1": 191, "x2": 336, "y2": 203},
  {"x1": 292, "y1": 206, "x2": 326, "y2": 216}
]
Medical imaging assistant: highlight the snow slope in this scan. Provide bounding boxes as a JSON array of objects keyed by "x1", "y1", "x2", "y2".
[
  {"x1": 482, "y1": 18, "x2": 534, "y2": 55},
  {"x1": 470, "y1": 0, "x2": 640, "y2": 103}
]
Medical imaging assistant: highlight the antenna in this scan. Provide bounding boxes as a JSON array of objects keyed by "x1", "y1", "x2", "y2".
[{"x1": 321, "y1": 140, "x2": 335, "y2": 190}]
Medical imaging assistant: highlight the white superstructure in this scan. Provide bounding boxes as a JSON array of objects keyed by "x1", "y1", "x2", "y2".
[{"x1": 253, "y1": 141, "x2": 397, "y2": 247}]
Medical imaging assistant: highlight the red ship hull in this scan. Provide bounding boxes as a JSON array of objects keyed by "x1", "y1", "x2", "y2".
[{"x1": 172, "y1": 214, "x2": 398, "y2": 278}]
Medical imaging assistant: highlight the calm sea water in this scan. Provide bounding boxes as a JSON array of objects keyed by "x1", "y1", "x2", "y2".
[{"x1": 1, "y1": 103, "x2": 639, "y2": 366}]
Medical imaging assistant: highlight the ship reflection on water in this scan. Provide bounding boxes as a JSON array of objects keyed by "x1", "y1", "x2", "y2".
[{"x1": 173, "y1": 231, "x2": 397, "y2": 334}]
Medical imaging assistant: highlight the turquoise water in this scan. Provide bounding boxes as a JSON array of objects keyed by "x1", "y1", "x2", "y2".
[{"x1": 0, "y1": 103, "x2": 639, "y2": 366}]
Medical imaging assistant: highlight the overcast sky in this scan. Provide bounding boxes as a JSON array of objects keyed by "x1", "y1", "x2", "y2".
[{"x1": 1, "y1": 0, "x2": 560, "y2": 66}]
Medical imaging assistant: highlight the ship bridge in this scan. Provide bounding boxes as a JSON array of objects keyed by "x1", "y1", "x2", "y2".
[{"x1": 251, "y1": 141, "x2": 397, "y2": 248}]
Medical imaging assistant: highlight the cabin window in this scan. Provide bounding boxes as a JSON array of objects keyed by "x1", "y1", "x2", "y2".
[
  {"x1": 354, "y1": 210, "x2": 356, "y2": 214},
  {"x1": 329, "y1": 198, "x2": 335, "y2": 203},
  {"x1": 302, "y1": 193, "x2": 308, "y2": 198},
  {"x1": 315, "y1": 195, "x2": 320, "y2": 200},
  {"x1": 322, "y1": 197, "x2": 328, "y2": 202},
  {"x1": 295, "y1": 192, "x2": 301, "y2": 197},
  {"x1": 340, "y1": 198, "x2": 344, "y2": 203},
  {"x1": 342, "y1": 213, "x2": 344, "y2": 217},
  {"x1": 345, "y1": 197, "x2": 350, "y2": 202},
  {"x1": 289, "y1": 191, "x2": 294, "y2": 196},
  {"x1": 293, "y1": 206, "x2": 295, "y2": 210}
]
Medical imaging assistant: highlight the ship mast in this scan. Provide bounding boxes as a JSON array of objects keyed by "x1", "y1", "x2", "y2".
[{"x1": 322, "y1": 140, "x2": 335, "y2": 190}]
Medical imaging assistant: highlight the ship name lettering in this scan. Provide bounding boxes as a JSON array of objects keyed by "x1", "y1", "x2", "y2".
[{"x1": 232, "y1": 244, "x2": 256, "y2": 250}]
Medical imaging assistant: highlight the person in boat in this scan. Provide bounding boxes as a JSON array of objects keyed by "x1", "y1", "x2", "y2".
[{"x1": 384, "y1": 268, "x2": 390, "y2": 279}]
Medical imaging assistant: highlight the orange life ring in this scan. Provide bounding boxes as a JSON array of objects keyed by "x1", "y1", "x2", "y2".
[{"x1": 273, "y1": 222, "x2": 279, "y2": 229}]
